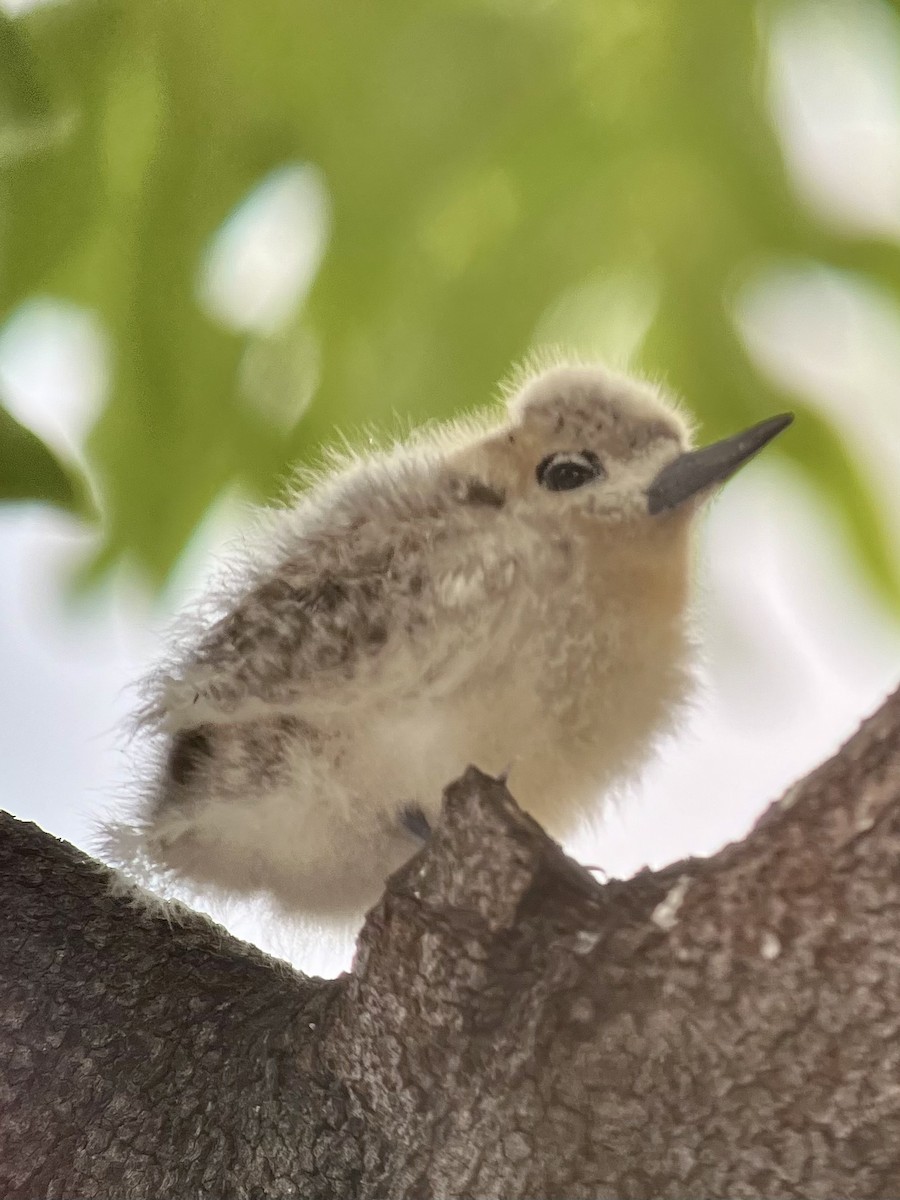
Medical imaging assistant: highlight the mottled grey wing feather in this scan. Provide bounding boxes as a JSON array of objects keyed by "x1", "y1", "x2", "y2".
[{"x1": 153, "y1": 519, "x2": 519, "y2": 731}]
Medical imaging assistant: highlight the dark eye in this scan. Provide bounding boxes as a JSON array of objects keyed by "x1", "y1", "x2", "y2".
[{"x1": 536, "y1": 450, "x2": 605, "y2": 492}]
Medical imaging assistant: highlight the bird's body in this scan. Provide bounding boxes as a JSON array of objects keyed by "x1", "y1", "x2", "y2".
[{"x1": 113, "y1": 362, "x2": 790, "y2": 916}]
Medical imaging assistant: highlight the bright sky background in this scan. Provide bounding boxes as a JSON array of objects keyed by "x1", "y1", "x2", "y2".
[{"x1": 2, "y1": 0, "x2": 900, "y2": 977}]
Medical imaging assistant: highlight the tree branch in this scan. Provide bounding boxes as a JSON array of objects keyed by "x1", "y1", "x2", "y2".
[{"x1": 3, "y1": 685, "x2": 900, "y2": 1199}]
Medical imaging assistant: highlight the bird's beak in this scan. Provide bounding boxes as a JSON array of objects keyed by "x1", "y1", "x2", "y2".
[{"x1": 646, "y1": 413, "x2": 794, "y2": 516}]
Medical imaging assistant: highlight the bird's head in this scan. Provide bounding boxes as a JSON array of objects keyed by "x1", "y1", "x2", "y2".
[{"x1": 462, "y1": 362, "x2": 792, "y2": 530}]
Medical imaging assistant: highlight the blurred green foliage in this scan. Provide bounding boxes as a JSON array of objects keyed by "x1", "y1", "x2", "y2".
[{"x1": 1, "y1": 0, "x2": 898, "y2": 597}]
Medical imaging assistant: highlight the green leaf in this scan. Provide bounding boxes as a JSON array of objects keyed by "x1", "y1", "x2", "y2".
[
  {"x1": 0, "y1": 0, "x2": 896, "y2": 609},
  {"x1": 0, "y1": 401, "x2": 80, "y2": 509}
]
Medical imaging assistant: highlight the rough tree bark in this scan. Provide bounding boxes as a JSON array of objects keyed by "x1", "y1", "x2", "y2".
[{"x1": 2, "y1": 685, "x2": 900, "y2": 1200}]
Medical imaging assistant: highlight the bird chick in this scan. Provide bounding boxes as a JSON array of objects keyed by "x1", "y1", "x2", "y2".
[{"x1": 111, "y1": 362, "x2": 792, "y2": 917}]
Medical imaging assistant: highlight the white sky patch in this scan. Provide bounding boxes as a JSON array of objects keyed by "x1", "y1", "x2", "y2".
[
  {"x1": 768, "y1": 0, "x2": 900, "y2": 239},
  {"x1": 0, "y1": 299, "x2": 108, "y2": 462},
  {"x1": 736, "y1": 264, "x2": 900, "y2": 584},
  {"x1": 0, "y1": 507, "x2": 155, "y2": 846},
  {"x1": 198, "y1": 163, "x2": 331, "y2": 335}
]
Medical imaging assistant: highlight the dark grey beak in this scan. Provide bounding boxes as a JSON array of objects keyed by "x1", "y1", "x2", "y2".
[{"x1": 646, "y1": 413, "x2": 794, "y2": 516}]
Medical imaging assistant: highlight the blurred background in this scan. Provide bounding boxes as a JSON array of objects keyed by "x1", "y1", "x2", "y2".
[{"x1": 2, "y1": 0, "x2": 900, "y2": 975}]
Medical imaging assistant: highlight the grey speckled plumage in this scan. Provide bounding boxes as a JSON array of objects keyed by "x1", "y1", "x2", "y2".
[{"x1": 104, "y1": 360, "x2": 790, "y2": 918}]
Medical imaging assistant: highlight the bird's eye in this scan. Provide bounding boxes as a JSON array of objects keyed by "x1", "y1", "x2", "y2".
[{"x1": 536, "y1": 450, "x2": 605, "y2": 492}]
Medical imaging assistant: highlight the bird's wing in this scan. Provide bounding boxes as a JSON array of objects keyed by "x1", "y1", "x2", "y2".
[{"x1": 150, "y1": 517, "x2": 522, "y2": 732}]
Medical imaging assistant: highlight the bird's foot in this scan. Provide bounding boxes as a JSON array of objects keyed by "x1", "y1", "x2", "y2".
[{"x1": 400, "y1": 804, "x2": 433, "y2": 842}]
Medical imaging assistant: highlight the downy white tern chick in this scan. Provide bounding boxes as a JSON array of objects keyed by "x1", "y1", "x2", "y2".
[{"x1": 111, "y1": 362, "x2": 792, "y2": 916}]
